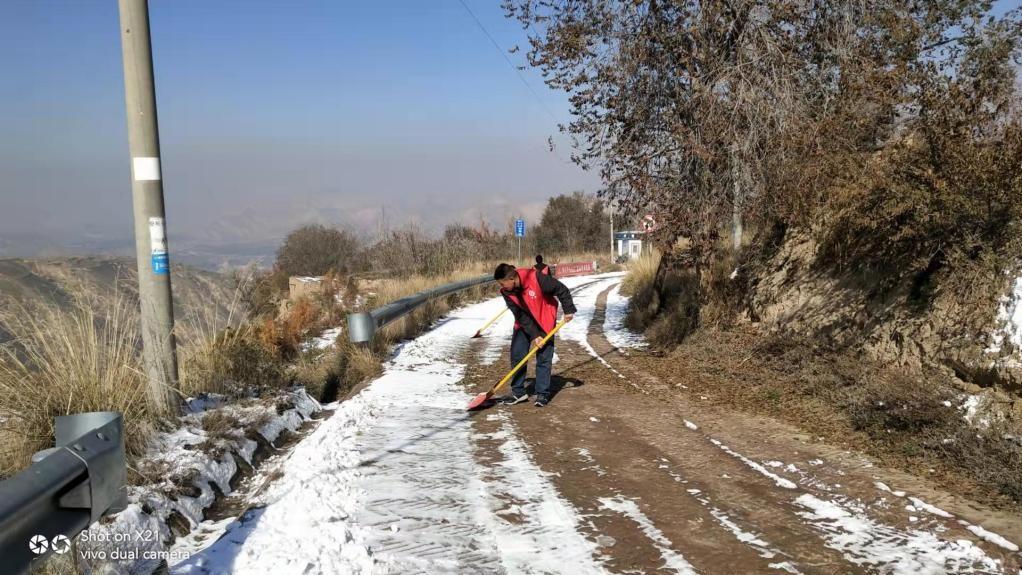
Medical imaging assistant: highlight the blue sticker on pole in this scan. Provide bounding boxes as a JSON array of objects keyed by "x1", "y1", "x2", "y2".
[
  {"x1": 515, "y1": 218, "x2": 525, "y2": 237},
  {"x1": 151, "y1": 252, "x2": 169, "y2": 274},
  {"x1": 148, "y1": 217, "x2": 169, "y2": 275}
]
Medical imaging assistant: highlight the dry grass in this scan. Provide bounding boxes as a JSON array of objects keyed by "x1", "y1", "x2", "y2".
[
  {"x1": 178, "y1": 276, "x2": 286, "y2": 399},
  {"x1": 620, "y1": 248, "x2": 659, "y2": 296},
  {"x1": 0, "y1": 290, "x2": 158, "y2": 479},
  {"x1": 345, "y1": 345, "x2": 383, "y2": 383},
  {"x1": 660, "y1": 328, "x2": 1022, "y2": 508}
]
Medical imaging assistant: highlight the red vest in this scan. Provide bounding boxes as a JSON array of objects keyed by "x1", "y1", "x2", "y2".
[{"x1": 506, "y1": 267, "x2": 559, "y2": 333}]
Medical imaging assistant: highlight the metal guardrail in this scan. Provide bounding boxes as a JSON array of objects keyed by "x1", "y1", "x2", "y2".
[
  {"x1": 0, "y1": 411, "x2": 127, "y2": 574},
  {"x1": 346, "y1": 263, "x2": 588, "y2": 344},
  {"x1": 348, "y1": 274, "x2": 493, "y2": 343}
]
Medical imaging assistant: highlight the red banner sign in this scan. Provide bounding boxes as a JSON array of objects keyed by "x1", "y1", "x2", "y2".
[{"x1": 553, "y1": 261, "x2": 598, "y2": 278}]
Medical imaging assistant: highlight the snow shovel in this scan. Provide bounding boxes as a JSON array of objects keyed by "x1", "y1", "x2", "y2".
[
  {"x1": 466, "y1": 319, "x2": 569, "y2": 410},
  {"x1": 472, "y1": 308, "x2": 509, "y2": 338}
]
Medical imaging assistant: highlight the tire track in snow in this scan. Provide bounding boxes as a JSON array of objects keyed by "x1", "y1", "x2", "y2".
[{"x1": 558, "y1": 276, "x2": 629, "y2": 380}]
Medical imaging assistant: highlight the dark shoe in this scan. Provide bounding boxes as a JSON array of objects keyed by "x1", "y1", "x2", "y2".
[
  {"x1": 534, "y1": 396, "x2": 549, "y2": 408},
  {"x1": 500, "y1": 393, "x2": 530, "y2": 405}
]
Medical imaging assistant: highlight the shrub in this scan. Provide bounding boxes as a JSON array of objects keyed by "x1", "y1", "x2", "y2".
[
  {"x1": 179, "y1": 324, "x2": 285, "y2": 398},
  {"x1": 276, "y1": 224, "x2": 359, "y2": 277},
  {"x1": 0, "y1": 290, "x2": 158, "y2": 478}
]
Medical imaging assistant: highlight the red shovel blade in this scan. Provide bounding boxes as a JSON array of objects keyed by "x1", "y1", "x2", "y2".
[
  {"x1": 471, "y1": 331, "x2": 482, "y2": 339},
  {"x1": 466, "y1": 392, "x2": 490, "y2": 411}
]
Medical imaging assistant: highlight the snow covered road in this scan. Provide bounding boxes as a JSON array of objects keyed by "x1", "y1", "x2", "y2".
[{"x1": 173, "y1": 275, "x2": 613, "y2": 574}]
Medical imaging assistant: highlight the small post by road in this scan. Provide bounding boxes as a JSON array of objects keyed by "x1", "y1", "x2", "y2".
[{"x1": 117, "y1": 0, "x2": 179, "y2": 413}]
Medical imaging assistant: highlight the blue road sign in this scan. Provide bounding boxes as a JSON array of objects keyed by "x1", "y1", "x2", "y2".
[{"x1": 515, "y1": 218, "x2": 525, "y2": 237}]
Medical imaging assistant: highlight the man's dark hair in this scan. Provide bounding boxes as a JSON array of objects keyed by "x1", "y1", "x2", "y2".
[
  {"x1": 535, "y1": 255, "x2": 544, "y2": 265},
  {"x1": 493, "y1": 263, "x2": 517, "y2": 281}
]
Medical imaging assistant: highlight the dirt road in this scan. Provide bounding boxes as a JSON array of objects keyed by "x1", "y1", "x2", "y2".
[{"x1": 465, "y1": 277, "x2": 1022, "y2": 574}]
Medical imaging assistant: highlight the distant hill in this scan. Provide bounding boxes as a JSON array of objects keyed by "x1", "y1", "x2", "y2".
[{"x1": 0, "y1": 256, "x2": 244, "y2": 343}]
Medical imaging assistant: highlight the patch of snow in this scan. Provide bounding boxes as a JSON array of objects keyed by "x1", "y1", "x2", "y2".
[
  {"x1": 808, "y1": 459, "x2": 824, "y2": 466},
  {"x1": 590, "y1": 416, "x2": 600, "y2": 423},
  {"x1": 79, "y1": 389, "x2": 322, "y2": 574},
  {"x1": 598, "y1": 496, "x2": 697, "y2": 574},
  {"x1": 960, "y1": 521, "x2": 1020, "y2": 552},
  {"x1": 961, "y1": 394, "x2": 992, "y2": 428},
  {"x1": 795, "y1": 494, "x2": 1003, "y2": 573},
  {"x1": 575, "y1": 447, "x2": 608, "y2": 477},
  {"x1": 875, "y1": 481, "x2": 897, "y2": 495},
  {"x1": 986, "y1": 274, "x2": 1022, "y2": 353},
  {"x1": 183, "y1": 393, "x2": 227, "y2": 414},
  {"x1": 683, "y1": 420, "x2": 699, "y2": 430},
  {"x1": 307, "y1": 327, "x2": 342, "y2": 351},
  {"x1": 908, "y1": 497, "x2": 954, "y2": 519},
  {"x1": 602, "y1": 283, "x2": 648, "y2": 350},
  {"x1": 710, "y1": 439, "x2": 798, "y2": 489}
]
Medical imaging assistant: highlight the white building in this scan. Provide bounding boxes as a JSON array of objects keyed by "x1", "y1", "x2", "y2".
[{"x1": 614, "y1": 231, "x2": 645, "y2": 260}]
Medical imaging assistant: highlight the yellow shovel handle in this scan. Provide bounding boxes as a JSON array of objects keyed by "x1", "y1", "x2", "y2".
[
  {"x1": 476, "y1": 307, "x2": 509, "y2": 335},
  {"x1": 490, "y1": 319, "x2": 568, "y2": 397}
]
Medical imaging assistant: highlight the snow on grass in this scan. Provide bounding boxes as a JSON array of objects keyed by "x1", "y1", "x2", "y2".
[
  {"x1": 986, "y1": 274, "x2": 1022, "y2": 354},
  {"x1": 603, "y1": 283, "x2": 648, "y2": 351},
  {"x1": 305, "y1": 327, "x2": 342, "y2": 351},
  {"x1": 684, "y1": 420, "x2": 699, "y2": 431},
  {"x1": 77, "y1": 389, "x2": 321, "y2": 574},
  {"x1": 709, "y1": 439, "x2": 798, "y2": 489},
  {"x1": 795, "y1": 494, "x2": 1004, "y2": 574},
  {"x1": 174, "y1": 290, "x2": 605, "y2": 574},
  {"x1": 598, "y1": 495, "x2": 698, "y2": 574}
]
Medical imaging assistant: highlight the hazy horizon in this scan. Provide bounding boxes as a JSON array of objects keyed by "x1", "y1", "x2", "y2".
[{"x1": 0, "y1": 1, "x2": 600, "y2": 268}]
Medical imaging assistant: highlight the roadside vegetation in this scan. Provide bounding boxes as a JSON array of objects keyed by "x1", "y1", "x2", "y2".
[{"x1": 518, "y1": 1, "x2": 1022, "y2": 507}]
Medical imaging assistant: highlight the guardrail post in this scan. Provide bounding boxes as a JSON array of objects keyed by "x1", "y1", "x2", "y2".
[
  {"x1": 348, "y1": 312, "x2": 376, "y2": 345},
  {"x1": 0, "y1": 412, "x2": 126, "y2": 575}
]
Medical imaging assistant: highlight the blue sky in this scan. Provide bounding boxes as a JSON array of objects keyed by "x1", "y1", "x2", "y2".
[
  {"x1": 2, "y1": 1, "x2": 1018, "y2": 265},
  {"x1": 0, "y1": 1, "x2": 598, "y2": 262}
]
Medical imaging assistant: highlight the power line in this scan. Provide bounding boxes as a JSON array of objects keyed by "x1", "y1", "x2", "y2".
[{"x1": 455, "y1": 0, "x2": 561, "y2": 125}]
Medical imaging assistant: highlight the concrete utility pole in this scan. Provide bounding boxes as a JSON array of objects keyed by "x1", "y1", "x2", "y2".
[
  {"x1": 610, "y1": 210, "x2": 615, "y2": 262},
  {"x1": 117, "y1": 0, "x2": 179, "y2": 412}
]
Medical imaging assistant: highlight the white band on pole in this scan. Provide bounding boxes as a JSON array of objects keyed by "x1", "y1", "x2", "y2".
[{"x1": 132, "y1": 157, "x2": 162, "y2": 181}]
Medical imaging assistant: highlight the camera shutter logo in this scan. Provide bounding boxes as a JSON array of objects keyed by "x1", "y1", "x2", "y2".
[
  {"x1": 51, "y1": 534, "x2": 71, "y2": 554},
  {"x1": 29, "y1": 535, "x2": 49, "y2": 555}
]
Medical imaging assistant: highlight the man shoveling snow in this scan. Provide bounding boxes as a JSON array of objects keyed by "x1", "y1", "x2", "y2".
[{"x1": 493, "y1": 262, "x2": 575, "y2": 407}]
